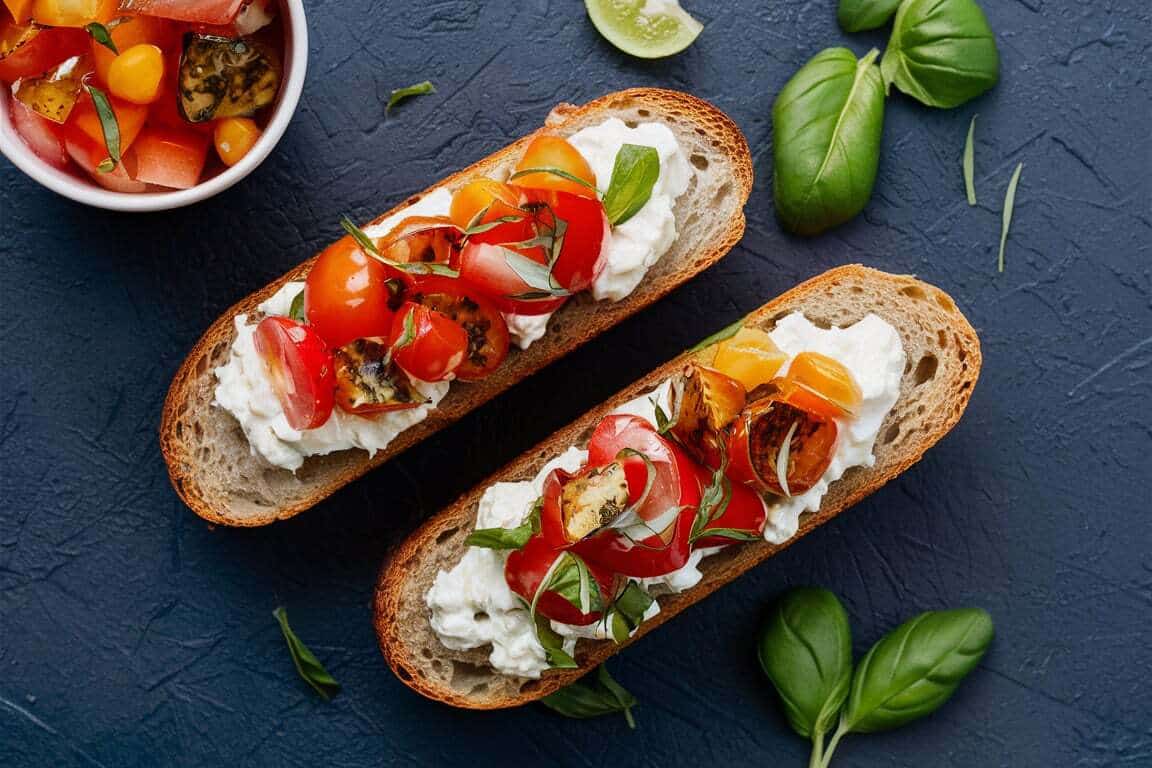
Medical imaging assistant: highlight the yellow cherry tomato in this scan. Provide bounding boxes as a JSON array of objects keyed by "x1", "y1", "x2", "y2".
[
  {"x1": 712, "y1": 326, "x2": 789, "y2": 392},
  {"x1": 510, "y1": 135, "x2": 597, "y2": 198},
  {"x1": 32, "y1": 0, "x2": 115, "y2": 27},
  {"x1": 213, "y1": 117, "x2": 262, "y2": 166},
  {"x1": 449, "y1": 178, "x2": 522, "y2": 229},
  {"x1": 786, "y1": 351, "x2": 862, "y2": 417},
  {"x1": 107, "y1": 43, "x2": 164, "y2": 105}
]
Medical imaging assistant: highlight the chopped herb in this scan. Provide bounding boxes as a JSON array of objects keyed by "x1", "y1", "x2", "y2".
[
  {"x1": 689, "y1": 317, "x2": 744, "y2": 353},
  {"x1": 963, "y1": 115, "x2": 978, "y2": 206},
  {"x1": 998, "y1": 162, "x2": 1024, "y2": 273},
  {"x1": 606, "y1": 580, "x2": 654, "y2": 644},
  {"x1": 503, "y1": 247, "x2": 571, "y2": 298},
  {"x1": 463, "y1": 214, "x2": 522, "y2": 237},
  {"x1": 509, "y1": 166, "x2": 597, "y2": 192},
  {"x1": 689, "y1": 458, "x2": 735, "y2": 543},
  {"x1": 340, "y1": 216, "x2": 460, "y2": 277},
  {"x1": 272, "y1": 607, "x2": 341, "y2": 701},
  {"x1": 541, "y1": 664, "x2": 638, "y2": 728},
  {"x1": 464, "y1": 499, "x2": 541, "y2": 550},
  {"x1": 600, "y1": 144, "x2": 660, "y2": 225},
  {"x1": 288, "y1": 290, "x2": 306, "y2": 323},
  {"x1": 386, "y1": 80, "x2": 435, "y2": 115},
  {"x1": 391, "y1": 306, "x2": 418, "y2": 353},
  {"x1": 85, "y1": 22, "x2": 118, "y2": 54},
  {"x1": 85, "y1": 84, "x2": 121, "y2": 172},
  {"x1": 651, "y1": 399, "x2": 672, "y2": 434}
]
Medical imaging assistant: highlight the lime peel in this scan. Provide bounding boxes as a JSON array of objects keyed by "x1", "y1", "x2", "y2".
[{"x1": 585, "y1": 0, "x2": 703, "y2": 59}]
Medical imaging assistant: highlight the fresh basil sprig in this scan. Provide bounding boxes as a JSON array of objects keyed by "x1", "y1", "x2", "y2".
[
  {"x1": 84, "y1": 84, "x2": 121, "y2": 173},
  {"x1": 773, "y1": 47, "x2": 885, "y2": 236},
  {"x1": 386, "y1": 80, "x2": 435, "y2": 116},
  {"x1": 600, "y1": 143, "x2": 660, "y2": 225},
  {"x1": 758, "y1": 589, "x2": 993, "y2": 767},
  {"x1": 465, "y1": 499, "x2": 542, "y2": 550},
  {"x1": 273, "y1": 607, "x2": 341, "y2": 701},
  {"x1": 881, "y1": 0, "x2": 999, "y2": 109},
  {"x1": 541, "y1": 664, "x2": 638, "y2": 728},
  {"x1": 837, "y1": 0, "x2": 901, "y2": 33}
]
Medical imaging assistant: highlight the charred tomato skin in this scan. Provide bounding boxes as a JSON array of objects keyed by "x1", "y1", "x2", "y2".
[
  {"x1": 727, "y1": 394, "x2": 838, "y2": 497},
  {"x1": 407, "y1": 276, "x2": 510, "y2": 381},
  {"x1": 332, "y1": 337, "x2": 424, "y2": 415}
]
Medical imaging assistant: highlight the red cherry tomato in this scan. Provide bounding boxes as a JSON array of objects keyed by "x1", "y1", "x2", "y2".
[
  {"x1": 388, "y1": 302, "x2": 469, "y2": 382},
  {"x1": 457, "y1": 241, "x2": 568, "y2": 316},
  {"x1": 253, "y1": 317, "x2": 335, "y2": 431},
  {"x1": 304, "y1": 237, "x2": 398, "y2": 349},
  {"x1": 0, "y1": 25, "x2": 87, "y2": 82},
  {"x1": 689, "y1": 463, "x2": 769, "y2": 548},
  {"x1": 521, "y1": 189, "x2": 610, "y2": 293},
  {"x1": 505, "y1": 535, "x2": 616, "y2": 626},
  {"x1": 407, "y1": 276, "x2": 510, "y2": 380}
]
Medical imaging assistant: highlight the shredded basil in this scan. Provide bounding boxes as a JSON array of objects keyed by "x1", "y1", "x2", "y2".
[
  {"x1": 85, "y1": 22, "x2": 118, "y2": 54},
  {"x1": 385, "y1": 80, "x2": 435, "y2": 115},
  {"x1": 272, "y1": 607, "x2": 340, "y2": 701},
  {"x1": 998, "y1": 162, "x2": 1023, "y2": 273},
  {"x1": 600, "y1": 144, "x2": 660, "y2": 225},
  {"x1": 464, "y1": 499, "x2": 541, "y2": 550},
  {"x1": 963, "y1": 115, "x2": 978, "y2": 206},
  {"x1": 509, "y1": 166, "x2": 597, "y2": 192},
  {"x1": 85, "y1": 84, "x2": 121, "y2": 172},
  {"x1": 340, "y1": 215, "x2": 460, "y2": 277},
  {"x1": 689, "y1": 317, "x2": 744, "y2": 352},
  {"x1": 607, "y1": 580, "x2": 654, "y2": 644}
]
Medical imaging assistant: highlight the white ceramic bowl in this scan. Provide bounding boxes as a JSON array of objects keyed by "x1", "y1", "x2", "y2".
[{"x1": 0, "y1": 0, "x2": 307, "y2": 212}]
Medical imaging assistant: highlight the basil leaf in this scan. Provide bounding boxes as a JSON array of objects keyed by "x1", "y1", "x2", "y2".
[
  {"x1": 773, "y1": 47, "x2": 885, "y2": 236},
  {"x1": 837, "y1": 0, "x2": 901, "y2": 32},
  {"x1": 272, "y1": 607, "x2": 341, "y2": 701},
  {"x1": 509, "y1": 166, "x2": 597, "y2": 192},
  {"x1": 607, "y1": 580, "x2": 654, "y2": 644},
  {"x1": 84, "y1": 84, "x2": 121, "y2": 171},
  {"x1": 546, "y1": 552, "x2": 604, "y2": 615},
  {"x1": 464, "y1": 499, "x2": 541, "y2": 550},
  {"x1": 85, "y1": 22, "x2": 118, "y2": 54},
  {"x1": 541, "y1": 664, "x2": 637, "y2": 728},
  {"x1": 651, "y1": 399, "x2": 671, "y2": 434},
  {"x1": 288, "y1": 290, "x2": 306, "y2": 323},
  {"x1": 843, "y1": 608, "x2": 993, "y2": 733},
  {"x1": 463, "y1": 214, "x2": 522, "y2": 236},
  {"x1": 392, "y1": 306, "x2": 418, "y2": 352},
  {"x1": 758, "y1": 587, "x2": 853, "y2": 739},
  {"x1": 963, "y1": 114, "x2": 978, "y2": 206},
  {"x1": 997, "y1": 162, "x2": 1023, "y2": 273},
  {"x1": 881, "y1": 0, "x2": 999, "y2": 109},
  {"x1": 688, "y1": 317, "x2": 744, "y2": 353},
  {"x1": 385, "y1": 80, "x2": 435, "y2": 115},
  {"x1": 697, "y1": 527, "x2": 762, "y2": 543},
  {"x1": 600, "y1": 143, "x2": 660, "y2": 225},
  {"x1": 689, "y1": 463, "x2": 733, "y2": 543},
  {"x1": 534, "y1": 612, "x2": 578, "y2": 669}
]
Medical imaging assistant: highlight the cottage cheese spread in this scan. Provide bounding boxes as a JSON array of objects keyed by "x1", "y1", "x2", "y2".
[{"x1": 425, "y1": 313, "x2": 905, "y2": 677}]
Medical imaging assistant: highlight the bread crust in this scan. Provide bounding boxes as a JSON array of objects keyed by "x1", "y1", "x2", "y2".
[
  {"x1": 373, "y1": 265, "x2": 982, "y2": 709},
  {"x1": 160, "y1": 88, "x2": 753, "y2": 526}
]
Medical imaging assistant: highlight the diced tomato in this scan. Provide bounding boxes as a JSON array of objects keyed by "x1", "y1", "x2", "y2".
[
  {"x1": 304, "y1": 237, "x2": 399, "y2": 350},
  {"x1": 0, "y1": 25, "x2": 87, "y2": 82},
  {"x1": 118, "y1": 0, "x2": 244, "y2": 25},
  {"x1": 253, "y1": 316, "x2": 335, "y2": 431},
  {"x1": 505, "y1": 536, "x2": 616, "y2": 626},
  {"x1": 65, "y1": 89, "x2": 148, "y2": 156},
  {"x1": 131, "y1": 124, "x2": 209, "y2": 188},
  {"x1": 407, "y1": 275, "x2": 510, "y2": 381},
  {"x1": 31, "y1": 0, "x2": 117, "y2": 27},
  {"x1": 388, "y1": 302, "x2": 469, "y2": 383},
  {"x1": 9, "y1": 97, "x2": 68, "y2": 168},
  {"x1": 3, "y1": 0, "x2": 35, "y2": 24},
  {"x1": 521, "y1": 188, "x2": 609, "y2": 292}
]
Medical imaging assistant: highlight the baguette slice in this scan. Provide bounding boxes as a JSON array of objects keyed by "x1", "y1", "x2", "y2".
[
  {"x1": 374, "y1": 265, "x2": 982, "y2": 709},
  {"x1": 160, "y1": 89, "x2": 752, "y2": 526}
]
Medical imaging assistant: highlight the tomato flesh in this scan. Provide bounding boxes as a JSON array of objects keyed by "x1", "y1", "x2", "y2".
[
  {"x1": 10, "y1": 97, "x2": 68, "y2": 168},
  {"x1": 0, "y1": 25, "x2": 87, "y2": 81},
  {"x1": 118, "y1": 0, "x2": 244, "y2": 24},
  {"x1": 457, "y1": 241, "x2": 568, "y2": 316},
  {"x1": 388, "y1": 302, "x2": 468, "y2": 382},
  {"x1": 305, "y1": 238, "x2": 398, "y2": 349},
  {"x1": 131, "y1": 124, "x2": 209, "y2": 188},
  {"x1": 407, "y1": 275, "x2": 510, "y2": 381},
  {"x1": 253, "y1": 316, "x2": 335, "y2": 431}
]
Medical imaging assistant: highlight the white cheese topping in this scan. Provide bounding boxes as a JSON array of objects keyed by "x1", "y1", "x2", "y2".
[{"x1": 425, "y1": 313, "x2": 905, "y2": 678}]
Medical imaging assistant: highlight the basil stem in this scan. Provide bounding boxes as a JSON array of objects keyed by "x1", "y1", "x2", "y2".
[
  {"x1": 273, "y1": 607, "x2": 341, "y2": 701},
  {"x1": 85, "y1": 84, "x2": 121, "y2": 172},
  {"x1": 540, "y1": 664, "x2": 637, "y2": 728},
  {"x1": 386, "y1": 80, "x2": 435, "y2": 115},
  {"x1": 600, "y1": 143, "x2": 660, "y2": 225},
  {"x1": 998, "y1": 163, "x2": 1023, "y2": 273}
]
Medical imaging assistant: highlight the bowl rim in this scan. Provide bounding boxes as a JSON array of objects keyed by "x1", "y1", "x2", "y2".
[{"x1": 0, "y1": 0, "x2": 308, "y2": 213}]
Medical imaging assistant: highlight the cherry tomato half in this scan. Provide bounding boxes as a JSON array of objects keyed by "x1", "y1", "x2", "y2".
[
  {"x1": 304, "y1": 237, "x2": 398, "y2": 349},
  {"x1": 457, "y1": 241, "x2": 568, "y2": 316},
  {"x1": 726, "y1": 393, "x2": 838, "y2": 497},
  {"x1": 505, "y1": 536, "x2": 616, "y2": 626},
  {"x1": 689, "y1": 462, "x2": 769, "y2": 548},
  {"x1": 388, "y1": 302, "x2": 468, "y2": 382},
  {"x1": 521, "y1": 189, "x2": 610, "y2": 293},
  {"x1": 253, "y1": 316, "x2": 335, "y2": 431},
  {"x1": 376, "y1": 216, "x2": 462, "y2": 267},
  {"x1": 407, "y1": 276, "x2": 510, "y2": 381},
  {"x1": 511, "y1": 134, "x2": 597, "y2": 199}
]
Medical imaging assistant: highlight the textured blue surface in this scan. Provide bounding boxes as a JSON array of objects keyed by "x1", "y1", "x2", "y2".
[{"x1": 2, "y1": 1, "x2": 1150, "y2": 766}]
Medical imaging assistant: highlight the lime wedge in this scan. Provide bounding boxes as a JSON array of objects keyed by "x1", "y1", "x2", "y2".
[{"x1": 585, "y1": 0, "x2": 704, "y2": 59}]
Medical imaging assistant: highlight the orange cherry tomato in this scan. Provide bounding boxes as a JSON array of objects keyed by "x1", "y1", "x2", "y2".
[
  {"x1": 304, "y1": 237, "x2": 399, "y2": 349},
  {"x1": 131, "y1": 124, "x2": 210, "y2": 189},
  {"x1": 712, "y1": 326, "x2": 789, "y2": 392},
  {"x1": 213, "y1": 116, "x2": 261, "y2": 166},
  {"x1": 725, "y1": 392, "x2": 838, "y2": 498},
  {"x1": 388, "y1": 302, "x2": 469, "y2": 383},
  {"x1": 253, "y1": 316, "x2": 336, "y2": 431},
  {"x1": 375, "y1": 216, "x2": 463, "y2": 266},
  {"x1": 786, "y1": 352, "x2": 862, "y2": 418},
  {"x1": 107, "y1": 43, "x2": 164, "y2": 104},
  {"x1": 449, "y1": 178, "x2": 522, "y2": 229},
  {"x1": 511, "y1": 135, "x2": 598, "y2": 199},
  {"x1": 31, "y1": 0, "x2": 117, "y2": 27}
]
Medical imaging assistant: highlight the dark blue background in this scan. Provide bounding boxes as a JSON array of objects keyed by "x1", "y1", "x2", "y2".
[{"x1": 2, "y1": 1, "x2": 1150, "y2": 766}]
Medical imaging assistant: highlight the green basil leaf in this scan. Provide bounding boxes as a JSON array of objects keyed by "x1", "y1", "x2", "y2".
[
  {"x1": 541, "y1": 664, "x2": 637, "y2": 728},
  {"x1": 341, "y1": 215, "x2": 380, "y2": 255},
  {"x1": 773, "y1": 47, "x2": 885, "y2": 236},
  {"x1": 881, "y1": 0, "x2": 999, "y2": 109},
  {"x1": 651, "y1": 399, "x2": 672, "y2": 434},
  {"x1": 272, "y1": 607, "x2": 341, "y2": 701},
  {"x1": 386, "y1": 80, "x2": 435, "y2": 115},
  {"x1": 534, "y1": 612, "x2": 578, "y2": 669},
  {"x1": 758, "y1": 587, "x2": 853, "y2": 739},
  {"x1": 697, "y1": 527, "x2": 762, "y2": 543},
  {"x1": 288, "y1": 290, "x2": 306, "y2": 323},
  {"x1": 688, "y1": 317, "x2": 744, "y2": 353},
  {"x1": 464, "y1": 499, "x2": 541, "y2": 550},
  {"x1": 85, "y1": 22, "x2": 118, "y2": 54},
  {"x1": 546, "y1": 552, "x2": 604, "y2": 615},
  {"x1": 837, "y1": 0, "x2": 901, "y2": 32},
  {"x1": 600, "y1": 143, "x2": 660, "y2": 225},
  {"x1": 607, "y1": 580, "x2": 654, "y2": 643},
  {"x1": 84, "y1": 84, "x2": 121, "y2": 171},
  {"x1": 509, "y1": 166, "x2": 597, "y2": 192},
  {"x1": 963, "y1": 114, "x2": 978, "y2": 206},
  {"x1": 997, "y1": 162, "x2": 1023, "y2": 273},
  {"x1": 689, "y1": 462, "x2": 733, "y2": 543},
  {"x1": 392, "y1": 306, "x2": 418, "y2": 352},
  {"x1": 463, "y1": 214, "x2": 522, "y2": 236},
  {"x1": 843, "y1": 607, "x2": 994, "y2": 733}
]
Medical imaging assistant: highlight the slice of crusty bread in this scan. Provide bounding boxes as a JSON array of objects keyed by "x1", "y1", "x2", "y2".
[
  {"x1": 373, "y1": 265, "x2": 982, "y2": 709},
  {"x1": 160, "y1": 88, "x2": 752, "y2": 527}
]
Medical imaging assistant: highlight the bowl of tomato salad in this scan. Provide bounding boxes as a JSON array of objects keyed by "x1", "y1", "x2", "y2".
[{"x1": 0, "y1": 0, "x2": 306, "y2": 211}]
